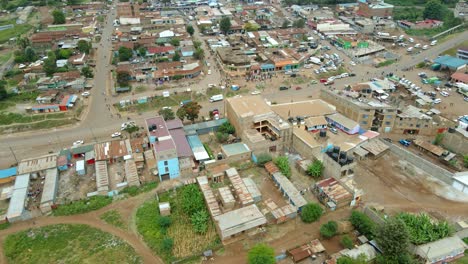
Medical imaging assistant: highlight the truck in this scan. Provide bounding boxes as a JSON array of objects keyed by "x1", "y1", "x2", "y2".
[
  {"x1": 309, "y1": 57, "x2": 321, "y2": 65},
  {"x1": 456, "y1": 83, "x2": 468, "y2": 96},
  {"x1": 377, "y1": 32, "x2": 390, "y2": 37},
  {"x1": 180, "y1": 99, "x2": 192, "y2": 106},
  {"x1": 209, "y1": 94, "x2": 224, "y2": 102}
]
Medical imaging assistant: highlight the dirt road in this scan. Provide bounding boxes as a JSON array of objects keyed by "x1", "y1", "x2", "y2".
[{"x1": 0, "y1": 190, "x2": 163, "y2": 264}]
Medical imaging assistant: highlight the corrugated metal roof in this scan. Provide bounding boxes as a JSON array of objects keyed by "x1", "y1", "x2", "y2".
[
  {"x1": 7, "y1": 174, "x2": 30, "y2": 220},
  {"x1": 221, "y1": 143, "x2": 251, "y2": 157},
  {"x1": 226, "y1": 169, "x2": 254, "y2": 206},
  {"x1": 18, "y1": 154, "x2": 57, "y2": 174},
  {"x1": 214, "y1": 204, "x2": 266, "y2": 239},
  {"x1": 169, "y1": 128, "x2": 192, "y2": 158},
  {"x1": 272, "y1": 172, "x2": 307, "y2": 208},
  {"x1": 125, "y1": 160, "x2": 140, "y2": 187},
  {"x1": 40, "y1": 168, "x2": 58, "y2": 205},
  {"x1": 95, "y1": 161, "x2": 109, "y2": 192}
]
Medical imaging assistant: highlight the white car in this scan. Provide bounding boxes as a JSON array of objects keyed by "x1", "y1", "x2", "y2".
[
  {"x1": 162, "y1": 106, "x2": 172, "y2": 110},
  {"x1": 207, "y1": 69, "x2": 211, "y2": 75},
  {"x1": 251, "y1": 90, "x2": 261, "y2": 95},
  {"x1": 81, "y1": 91, "x2": 90, "y2": 97},
  {"x1": 73, "y1": 140, "x2": 84, "y2": 146},
  {"x1": 349, "y1": 61, "x2": 356, "y2": 66},
  {"x1": 111, "y1": 132, "x2": 121, "y2": 138},
  {"x1": 440, "y1": 91, "x2": 449, "y2": 97},
  {"x1": 433, "y1": 98, "x2": 442, "y2": 104}
]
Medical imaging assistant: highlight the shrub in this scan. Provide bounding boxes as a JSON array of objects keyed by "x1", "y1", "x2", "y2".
[
  {"x1": 120, "y1": 182, "x2": 158, "y2": 197},
  {"x1": 274, "y1": 156, "x2": 291, "y2": 178},
  {"x1": 218, "y1": 121, "x2": 235, "y2": 134},
  {"x1": 306, "y1": 160, "x2": 324, "y2": 178},
  {"x1": 158, "y1": 216, "x2": 172, "y2": 229},
  {"x1": 216, "y1": 132, "x2": 229, "y2": 143},
  {"x1": 396, "y1": 213, "x2": 453, "y2": 245},
  {"x1": 320, "y1": 221, "x2": 338, "y2": 238},
  {"x1": 301, "y1": 203, "x2": 323, "y2": 223},
  {"x1": 191, "y1": 210, "x2": 209, "y2": 234},
  {"x1": 256, "y1": 153, "x2": 272, "y2": 166},
  {"x1": 180, "y1": 184, "x2": 205, "y2": 217},
  {"x1": 247, "y1": 243, "x2": 275, "y2": 264},
  {"x1": 350, "y1": 211, "x2": 375, "y2": 239},
  {"x1": 160, "y1": 237, "x2": 173, "y2": 253},
  {"x1": 341, "y1": 235, "x2": 354, "y2": 249},
  {"x1": 53, "y1": 196, "x2": 112, "y2": 216}
]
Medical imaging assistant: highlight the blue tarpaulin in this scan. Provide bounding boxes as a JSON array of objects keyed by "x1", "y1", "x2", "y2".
[{"x1": 0, "y1": 167, "x2": 17, "y2": 179}]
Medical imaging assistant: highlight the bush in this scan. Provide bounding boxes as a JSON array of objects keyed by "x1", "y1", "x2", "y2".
[
  {"x1": 120, "y1": 182, "x2": 158, "y2": 197},
  {"x1": 216, "y1": 132, "x2": 229, "y2": 143},
  {"x1": 218, "y1": 121, "x2": 235, "y2": 134},
  {"x1": 396, "y1": 213, "x2": 453, "y2": 245},
  {"x1": 180, "y1": 184, "x2": 205, "y2": 217},
  {"x1": 158, "y1": 216, "x2": 172, "y2": 229},
  {"x1": 306, "y1": 160, "x2": 324, "y2": 178},
  {"x1": 53, "y1": 196, "x2": 112, "y2": 216},
  {"x1": 248, "y1": 243, "x2": 275, "y2": 264},
  {"x1": 191, "y1": 210, "x2": 209, "y2": 234},
  {"x1": 301, "y1": 203, "x2": 323, "y2": 223},
  {"x1": 203, "y1": 143, "x2": 214, "y2": 159},
  {"x1": 160, "y1": 237, "x2": 173, "y2": 253},
  {"x1": 341, "y1": 235, "x2": 354, "y2": 249},
  {"x1": 350, "y1": 211, "x2": 375, "y2": 239},
  {"x1": 320, "y1": 221, "x2": 338, "y2": 238},
  {"x1": 256, "y1": 153, "x2": 272, "y2": 166},
  {"x1": 274, "y1": 156, "x2": 291, "y2": 178}
]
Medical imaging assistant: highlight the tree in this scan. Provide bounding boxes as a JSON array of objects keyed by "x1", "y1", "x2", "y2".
[
  {"x1": 117, "y1": 71, "x2": 131, "y2": 86},
  {"x1": 193, "y1": 47, "x2": 204, "y2": 60},
  {"x1": 244, "y1": 22, "x2": 260, "y2": 32},
  {"x1": 341, "y1": 235, "x2": 354, "y2": 249},
  {"x1": 58, "y1": 49, "x2": 72, "y2": 59},
  {"x1": 180, "y1": 184, "x2": 205, "y2": 216},
  {"x1": 176, "y1": 107, "x2": 186, "y2": 121},
  {"x1": 220, "y1": 17, "x2": 231, "y2": 35},
  {"x1": 300, "y1": 203, "x2": 323, "y2": 223},
  {"x1": 434, "y1": 133, "x2": 444, "y2": 145},
  {"x1": 216, "y1": 132, "x2": 229, "y2": 143},
  {"x1": 118, "y1": 46, "x2": 133, "y2": 61},
  {"x1": 158, "y1": 216, "x2": 172, "y2": 229},
  {"x1": 16, "y1": 37, "x2": 30, "y2": 50},
  {"x1": 186, "y1": 25, "x2": 194, "y2": 36},
  {"x1": 256, "y1": 153, "x2": 272, "y2": 166},
  {"x1": 375, "y1": 218, "x2": 410, "y2": 259},
  {"x1": 178, "y1": 101, "x2": 202, "y2": 122},
  {"x1": 170, "y1": 37, "x2": 180, "y2": 47},
  {"x1": 247, "y1": 244, "x2": 275, "y2": 264},
  {"x1": 160, "y1": 237, "x2": 173, "y2": 253},
  {"x1": 423, "y1": 0, "x2": 446, "y2": 20},
  {"x1": 77, "y1": 40, "x2": 91, "y2": 54},
  {"x1": 172, "y1": 52, "x2": 181, "y2": 62},
  {"x1": 138, "y1": 46, "x2": 147, "y2": 57},
  {"x1": 307, "y1": 160, "x2": 324, "y2": 178},
  {"x1": 282, "y1": 19, "x2": 290, "y2": 29},
  {"x1": 274, "y1": 156, "x2": 291, "y2": 178},
  {"x1": 191, "y1": 210, "x2": 209, "y2": 234},
  {"x1": 52, "y1": 9, "x2": 66, "y2": 24},
  {"x1": 320, "y1": 221, "x2": 338, "y2": 238},
  {"x1": 158, "y1": 108, "x2": 175, "y2": 121},
  {"x1": 0, "y1": 84, "x2": 7, "y2": 100},
  {"x1": 464, "y1": 155, "x2": 468, "y2": 168},
  {"x1": 292, "y1": 18, "x2": 305, "y2": 28},
  {"x1": 81, "y1": 66, "x2": 93, "y2": 78},
  {"x1": 43, "y1": 56, "x2": 57, "y2": 76},
  {"x1": 337, "y1": 254, "x2": 367, "y2": 264},
  {"x1": 24, "y1": 47, "x2": 37, "y2": 62},
  {"x1": 218, "y1": 121, "x2": 235, "y2": 134},
  {"x1": 350, "y1": 211, "x2": 375, "y2": 239},
  {"x1": 193, "y1": 40, "x2": 202, "y2": 49}
]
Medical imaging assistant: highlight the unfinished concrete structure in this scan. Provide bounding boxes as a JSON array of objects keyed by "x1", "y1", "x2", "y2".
[
  {"x1": 225, "y1": 168, "x2": 254, "y2": 207},
  {"x1": 214, "y1": 204, "x2": 267, "y2": 242}
]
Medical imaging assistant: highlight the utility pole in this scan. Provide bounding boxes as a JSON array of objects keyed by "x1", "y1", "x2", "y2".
[{"x1": 9, "y1": 146, "x2": 18, "y2": 164}]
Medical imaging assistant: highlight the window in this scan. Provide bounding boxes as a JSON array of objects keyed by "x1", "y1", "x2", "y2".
[
  {"x1": 361, "y1": 121, "x2": 368, "y2": 125},
  {"x1": 387, "y1": 115, "x2": 393, "y2": 119},
  {"x1": 164, "y1": 161, "x2": 168, "y2": 165},
  {"x1": 385, "y1": 121, "x2": 391, "y2": 125},
  {"x1": 362, "y1": 114, "x2": 368, "y2": 118}
]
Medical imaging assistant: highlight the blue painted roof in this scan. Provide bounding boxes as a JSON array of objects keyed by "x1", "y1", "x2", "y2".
[
  {"x1": 0, "y1": 167, "x2": 17, "y2": 179},
  {"x1": 434, "y1": 56, "x2": 467, "y2": 69},
  {"x1": 187, "y1": 135, "x2": 204, "y2": 149}
]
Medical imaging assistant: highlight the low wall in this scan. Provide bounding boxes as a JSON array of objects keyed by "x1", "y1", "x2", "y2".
[{"x1": 382, "y1": 141, "x2": 454, "y2": 185}]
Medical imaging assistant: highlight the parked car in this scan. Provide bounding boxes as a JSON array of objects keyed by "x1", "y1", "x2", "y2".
[
  {"x1": 440, "y1": 91, "x2": 449, "y2": 97},
  {"x1": 295, "y1": 86, "x2": 302, "y2": 90},
  {"x1": 329, "y1": 127, "x2": 338, "y2": 134},
  {"x1": 399, "y1": 139, "x2": 411, "y2": 146},
  {"x1": 73, "y1": 140, "x2": 84, "y2": 146},
  {"x1": 324, "y1": 81, "x2": 334, "y2": 86},
  {"x1": 383, "y1": 138, "x2": 393, "y2": 143},
  {"x1": 251, "y1": 90, "x2": 261, "y2": 95},
  {"x1": 111, "y1": 132, "x2": 121, "y2": 138},
  {"x1": 320, "y1": 78, "x2": 327, "y2": 83},
  {"x1": 279, "y1": 86, "x2": 289, "y2": 91},
  {"x1": 81, "y1": 91, "x2": 90, "y2": 97}
]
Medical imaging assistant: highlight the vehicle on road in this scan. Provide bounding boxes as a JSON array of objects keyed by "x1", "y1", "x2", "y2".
[
  {"x1": 81, "y1": 91, "x2": 90, "y2": 97},
  {"x1": 422, "y1": 45, "x2": 428, "y2": 50},
  {"x1": 329, "y1": 127, "x2": 338, "y2": 134},
  {"x1": 162, "y1": 106, "x2": 172, "y2": 110},
  {"x1": 209, "y1": 94, "x2": 224, "y2": 103},
  {"x1": 251, "y1": 90, "x2": 261, "y2": 95},
  {"x1": 279, "y1": 86, "x2": 289, "y2": 91},
  {"x1": 207, "y1": 69, "x2": 211, "y2": 75},
  {"x1": 399, "y1": 139, "x2": 411, "y2": 146},
  {"x1": 121, "y1": 121, "x2": 136, "y2": 131},
  {"x1": 111, "y1": 132, "x2": 121, "y2": 138},
  {"x1": 295, "y1": 86, "x2": 302, "y2": 90},
  {"x1": 324, "y1": 81, "x2": 334, "y2": 86},
  {"x1": 320, "y1": 79, "x2": 327, "y2": 83},
  {"x1": 440, "y1": 91, "x2": 449, "y2": 97},
  {"x1": 430, "y1": 40, "x2": 437, "y2": 46},
  {"x1": 73, "y1": 140, "x2": 84, "y2": 146}
]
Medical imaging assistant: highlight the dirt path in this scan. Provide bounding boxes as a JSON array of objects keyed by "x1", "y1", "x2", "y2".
[{"x1": 0, "y1": 190, "x2": 164, "y2": 264}]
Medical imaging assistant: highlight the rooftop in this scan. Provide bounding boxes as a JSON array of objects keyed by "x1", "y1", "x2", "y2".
[
  {"x1": 271, "y1": 100, "x2": 336, "y2": 120},
  {"x1": 214, "y1": 204, "x2": 267, "y2": 237},
  {"x1": 94, "y1": 140, "x2": 130, "y2": 161},
  {"x1": 40, "y1": 168, "x2": 58, "y2": 205},
  {"x1": 414, "y1": 236, "x2": 466, "y2": 260},
  {"x1": 18, "y1": 154, "x2": 57, "y2": 174},
  {"x1": 221, "y1": 143, "x2": 251, "y2": 157},
  {"x1": 434, "y1": 55, "x2": 467, "y2": 69},
  {"x1": 272, "y1": 172, "x2": 307, "y2": 208},
  {"x1": 146, "y1": 116, "x2": 171, "y2": 138},
  {"x1": 227, "y1": 96, "x2": 273, "y2": 118},
  {"x1": 169, "y1": 128, "x2": 192, "y2": 158}
]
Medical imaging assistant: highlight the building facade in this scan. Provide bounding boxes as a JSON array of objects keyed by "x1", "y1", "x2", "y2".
[{"x1": 358, "y1": 0, "x2": 394, "y2": 18}]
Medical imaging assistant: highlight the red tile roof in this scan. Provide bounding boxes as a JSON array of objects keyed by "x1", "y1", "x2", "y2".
[{"x1": 147, "y1": 46, "x2": 174, "y2": 54}]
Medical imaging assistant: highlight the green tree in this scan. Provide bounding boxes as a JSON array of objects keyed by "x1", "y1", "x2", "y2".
[
  {"x1": 375, "y1": 218, "x2": 410, "y2": 259},
  {"x1": 180, "y1": 184, "x2": 205, "y2": 216},
  {"x1": 341, "y1": 235, "x2": 354, "y2": 249},
  {"x1": 337, "y1": 254, "x2": 367, "y2": 264},
  {"x1": 423, "y1": 0, "x2": 446, "y2": 20},
  {"x1": 292, "y1": 18, "x2": 305, "y2": 28},
  {"x1": 138, "y1": 46, "x2": 147, "y2": 57},
  {"x1": 244, "y1": 22, "x2": 260, "y2": 32},
  {"x1": 300, "y1": 203, "x2": 323, "y2": 223},
  {"x1": 24, "y1": 47, "x2": 37, "y2": 62},
  {"x1": 77, "y1": 40, "x2": 91, "y2": 54},
  {"x1": 158, "y1": 216, "x2": 172, "y2": 229},
  {"x1": 256, "y1": 153, "x2": 272, "y2": 166},
  {"x1": 16, "y1": 37, "x2": 30, "y2": 50},
  {"x1": 216, "y1": 132, "x2": 229, "y2": 143},
  {"x1": 320, "y1": 221, "x2": 338, "y2": 238},
  {"x1": 160, "y1": 237, "x2": 173, "y2": 253},
  {"x1": 158, "y1": 108, "x2": 175, "y2": 121},
  {"x1": 191, "y1": 210, "x2": 209, "y2": 234},
  {"x1": 81, "y1": 66, "x2": 93, "y2": 78},
  {"x1": 350, "y1": 211, "x2": 375, "y2": 239},
  {"x1": 172, "y1": 52, "x2": 181, "y2": 62},
  {"x1": 0, "y1": 83, "x2": 7, "y2": 100},
  {"x1": 434, "y1": 133, "x2": 444, "y2": 145},
  {"x1": 117, "y1": 71, "x2": 131, "y2": 86},
  {"x1": 58, "y1": 49, "x2": 72, "y2": 59},
  {"x1": 282, "y1": 19, "x2": 290, "y2": 29},
  {"x1": 186, "y1": 25, "x2": 194, "y2": 36},
  {"x1": 247, "y1": 243, "x2": 275, "y2": 264},
  {"x1": 52, "y1": 9, "x2": 66, "y2": 24},
  {"x1": 274, "y1": 156, "x2": 291, "y2": 178},
  {"x1": 193, "y1": 40, "x2": 202, "y2": 49},
  {"x1": 43, "y1": 54, "x2": 57, "y2": 76},
  {"x1": 170, "y1": 37, "x2": 180, "y2": 46},
  {"x1": 193, "y1": 47, "x2": 204, "y2": 60},
  {"x1": 218, "y1": 121, "x2": 235, "y2": 134},
  {"x1": 176, "y1": 107, "x2": 186, "y2": 121},
  {"x1": 464, "y1": 155, "x2": 468, "y2": 168},
  {"x1": 220, "y1": 17, "x2": 231, "y2": 35},
  {"x1": 118, "y1": 46, "x2": 133, "y2": 61},
  {"x1": 306, "y1": 160, "x2": 324, "y2": 178},
  {"x1": 178, "y1": 101, "x2": 202, "y2": 122}
]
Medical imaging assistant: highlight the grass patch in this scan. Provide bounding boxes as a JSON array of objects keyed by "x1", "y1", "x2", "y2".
[
  {"x1": 0, "y1": 112, "x2": 67, "y2": 126},
  {"x1": 0, "y1": 24, "x2": 32, "y2": 44},
  {"x1": 136, "y1": 188, "x2": 220, "y2": 262},
  {"x1": 0, "y1": 222, "x2": 11, "y2": 230},
  {"x1": 377, "y1": 59, "x2": 396, "y2": 68},
  {"x1": 116, "y1": 92, "x2": 193, "y2": 113},
  {"x1": 456, "y1": 255, "x2": 468, "y2": 264},
  {"x1": 4, "y1": 224, "x2": 142, "y2": 264},
  {"x1": 120, "y1": 182, "x2": 158, "y2": 197},
  {"x1": 206, "y1": 87, "x2": 223, "y2": 97},
  {"x1": 53, "y1": 196, "x2": 112, "y2": 216},
  {"x1": 135, "y1": 85, "x2": 147, "y2": 93},
  {"x1": 0, "y1": 52, "x2": 12, "y2": 64},
  {"x1": 100, "y1": 210, "x2": 126, "y2": 229}
]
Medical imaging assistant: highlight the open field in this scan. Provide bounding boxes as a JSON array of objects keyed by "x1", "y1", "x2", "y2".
[
  {"x1": 3, "y1": 224, "x2": 142, "y2": 264},
  {"x1": 136, "y1": 187, "x2": 220, "y2": 263},
  {"x1": 100, "y1": 210, "x2": 126, "y2": 229}
]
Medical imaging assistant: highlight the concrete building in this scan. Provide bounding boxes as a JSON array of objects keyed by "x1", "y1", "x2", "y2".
[
  {"x1": 271, "y1": 172, "x2": 307, "y2": 211},
  {"x1": 320, "y1": 89, "x2": 397, "y2": 133},
  {"x1": 413, "y1": 236, "x2": 466, "y2": 263},
  {"x1": 6, "y1": 174, "x2": 30, "y2": 222},
  {"x1": 358, "y1": 0, "x2": 394, "y2": 19},
  {"x1": 394, "y1": 105, "x2": 451, "y2": 136},
  {"x1": 454, "y1": 0, "x2": 468, "y2": 20},
  {"x1": 18, "y1": 154, "x2": 57, "y2": 175},
  {"x1": 117, "y1": 2, "x2": 140, "y2": 18},
  {"x1": 39, "y1": 168, "x2": 58, "y2": 213},
  {"x1": 221, "y1": 143, "x2": 252, "y2": 162},
  {"x1": 441, "y1": 127, "x2": 468, "y2": 155},
  {"x1": 145, "y1": 116, "x2": 180, "y2": 181},
  {"x1": 95, "y1": 161, "x2": 109, "y2": 195},
  {"x1": 225, "y1": 96, "x2": 292, "y2": 154},
  {"x1": 214, "y1": 204, "x2": 267, "y2": 241},
  {"x1": 322, "y1": 147, "x2": 356, "y2": 179},
  {"x1": 457, "y1": 46, "x2": 468, "y2": 60}
]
